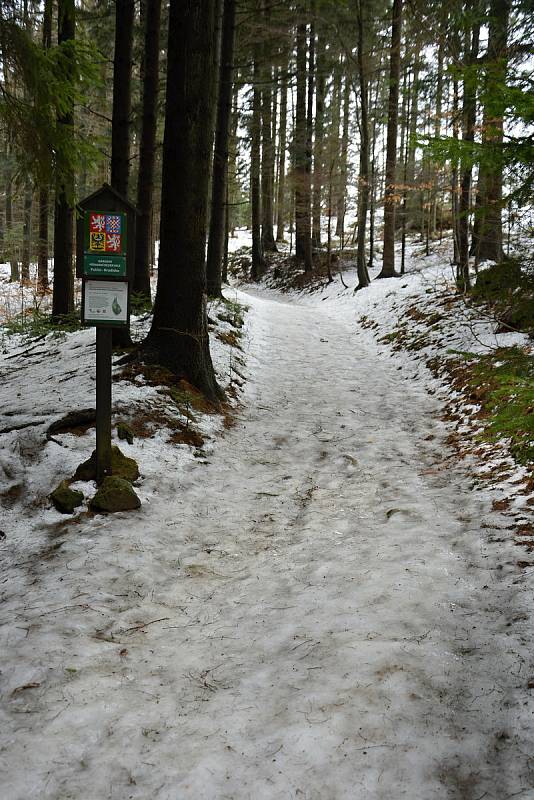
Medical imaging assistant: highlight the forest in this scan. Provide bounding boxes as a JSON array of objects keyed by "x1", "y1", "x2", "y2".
[{"x1": 1, "y1": 0, "x2": 534, "y2": 798}]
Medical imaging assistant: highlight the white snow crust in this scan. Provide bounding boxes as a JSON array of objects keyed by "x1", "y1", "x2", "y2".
[{"x1": 1, "y1": 247, "x2": 534, "y2": 799}]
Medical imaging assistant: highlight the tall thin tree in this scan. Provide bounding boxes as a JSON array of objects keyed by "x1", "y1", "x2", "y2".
[{"x1": 378, "y1": 0, "x2": 403, "y2": 279}]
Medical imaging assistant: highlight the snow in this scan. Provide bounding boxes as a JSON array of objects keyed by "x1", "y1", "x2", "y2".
[{"x1": 1, "y1": 243, "x2": 534, "y2": 799}]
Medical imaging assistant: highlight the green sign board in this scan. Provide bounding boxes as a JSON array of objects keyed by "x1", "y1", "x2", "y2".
[{"x1": 84, "y1": 253, "x2": 126, "y2": 277}]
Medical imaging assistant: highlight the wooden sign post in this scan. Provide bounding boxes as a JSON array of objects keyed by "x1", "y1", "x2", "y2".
[{"x1": 77, "y1": 184, "x2": 137, "y2": 484}]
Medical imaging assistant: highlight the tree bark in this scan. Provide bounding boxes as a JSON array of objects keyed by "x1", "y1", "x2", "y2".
[
  {"x1": 52, "y1": 0, "x2": 75, "y2": 318},
  {"x1": 133, "y1": 0, "x2": 161, "y2": 303},
  {"x1": 458, "y1": 9, "x2": 480, "y2": 290},
  {"x1": 378, "y1": 0, "x2": 403, "y2": 279},
  {"x1": 260, "y1": 3, "x2": 276, "y2": 253},
  {"x1": 476, "y1": 0, "x2": 510, "y2": 262},
  {"x1": 355, "y1": 0, "x2": 371, "y2": 289},
  {"x1": 294, "y1": 20, "x2": 312, "y2": 271},
  {"x1": 37, "y1": 0, "x2": 52, "y2": 293},
  {"x1": 335, "y1": 73, "x2": 350, "y2": 241},
  {"x1": 251, "y1": 47, "x2": 264, "y2": 279},
  {"x1": 141, "y1": 0, "x2": 222, "y2": 401},
  {"x1": 206, "y1": 0, "x2": 237, "y2": 296},
  {"x1": 275, "y1": 54, "x2": 288, "y2": 242},
  {"x1": 311, "y1": 33, "x2": 326, "y2": 249},
  {"x1": 111, "y1": 0, "x2": 134, "y2": 197},
  {"x1": 21, "y1": 186, "x2": 32, "y2": 282}
]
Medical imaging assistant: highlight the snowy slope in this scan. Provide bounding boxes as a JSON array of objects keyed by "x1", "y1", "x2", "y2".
[{"x1": 2, "y1": 249, "x2": 534, "y2": 799}]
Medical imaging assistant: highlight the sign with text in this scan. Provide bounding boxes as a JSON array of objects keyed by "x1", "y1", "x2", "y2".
[
  {"x1": 82, "y1": 280, "x2": 129, "y2": 326},
  {"x1": 84, "y1": 253, "x2": 126, "y2": 277}
]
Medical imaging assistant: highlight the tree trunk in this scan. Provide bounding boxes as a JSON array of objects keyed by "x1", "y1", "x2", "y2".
[
  {"x1": 251, "y1": 48, "x2": 264, "y2": 279},
  {"x1": 294, "y1": 20, "x2": 312, "y2": 271},
  {"x1": 110, "y1": 0, "x2": 134, "y2": 346},
  {"x1": 111, "y1": 0, "x2": 134, "y2": 197},
  {"x1": 52, "y1": 0, "x2": 75, "y2": 318},
  {"x1": 311, "y1": 33, "x2": 326, "y2": 249},
  {"x1": 37, "y1": 0, "x2": 52, "y2": 293},
  {"x1": 260, "y1": 2, "x2": 277, "y2": 253},
  {"x1": 476, "y1": 0, "x2": 510, "y2": 262},
  {"x1": 141, "y1": 0, "x2": 222, "y2": 401},
  {"x1": 133, "y1": 0, "x2": 162, "y2": 303},
  {"x1": 378, "y1": 0, "x2": 403, "y2": 278},
  {"x1": 275, "y1": 54, "x2": 288, "y2": 242},
  {"x1": 5, "y1": 148, "x2": 19, "y2": 282},
  {"x1": 335, "y1": 74, "x2": 350, "y2": 241},
  {"x1": 355, "y1": 0, "x2": 370, "y2": 289},
  {"x1": 458, "y1": 10, "x2": 480, "y2": 290},
  {"x1": 21, "y1": 186, "x2": 32, "y2": 282},
  {"x1": 206, "y1": 0, "x2": 237, "y2": 296}
]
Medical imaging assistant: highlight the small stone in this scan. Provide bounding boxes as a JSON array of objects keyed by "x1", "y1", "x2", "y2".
[
  {"x1": 117, "y1": 422, "x2": 134, "y2": 445},
  {"x1": 89, "y1": 476, "x2": 141, "y2": 513},
  {"x1": 50, "y1": 480, "x2": 84, "y2": 514},
  {"x1": 74, "y1": 446, "x2": 139, "y2": 483}
]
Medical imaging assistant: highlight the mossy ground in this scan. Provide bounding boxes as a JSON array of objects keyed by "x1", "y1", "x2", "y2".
[{"x1": 450, "y1": 347, "x2": 534, "y2": 466}]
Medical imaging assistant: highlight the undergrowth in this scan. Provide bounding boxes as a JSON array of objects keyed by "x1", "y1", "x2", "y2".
[
  {"x1": 451, "y1": 346, "x2": 534, "y2": 466},
  {"x1": 2, "y1": 308, "x2": 82, "y2": 338}
]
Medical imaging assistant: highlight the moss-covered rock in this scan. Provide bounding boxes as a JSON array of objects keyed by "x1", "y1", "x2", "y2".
[
  {"x1": 50, "y1": 480, "x2": 84, "y2": 514},
  {"x1": 89, "y1": 476, "x2": 141, "y2": 513},
  {"x1": 74, "y1": 446, "x2": 139, "y2": 483},
  {"x1": 117, "y1": 422, "x2": 134, "y2": 445}
]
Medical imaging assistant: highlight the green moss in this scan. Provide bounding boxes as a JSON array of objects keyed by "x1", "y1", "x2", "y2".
[
  {"x1": 471, "y1": 259, "x2": 534, "y2": 334},
  {"x1": 464, "y1": 347, "x2": 534, "y2": 465},
  {"x1": 74, "y1": 446, "x2": 139, "y2": 482},
  {"x1": 50, "y1": 480, "x2": 84, "y2": 514},
  {"x1": 89, "y1": 476, "x2": 141, "y2": 513},
  {"x1": 117, "y1": 422, "x2": 134, "y2": 445}
]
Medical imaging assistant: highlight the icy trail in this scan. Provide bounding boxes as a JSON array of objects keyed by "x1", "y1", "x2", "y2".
[{"x1": 2, "y1": 288, "x2": 533, "y2": 799}]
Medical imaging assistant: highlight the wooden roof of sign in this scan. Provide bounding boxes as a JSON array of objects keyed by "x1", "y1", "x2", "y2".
[{"x1": 77, "y1": 183, "x2": 139, "y2": 214}]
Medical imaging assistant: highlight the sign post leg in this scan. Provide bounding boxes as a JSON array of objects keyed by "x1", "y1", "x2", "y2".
[{"x1": 96, "y1": 327, "x2": 113, "y2": 483}]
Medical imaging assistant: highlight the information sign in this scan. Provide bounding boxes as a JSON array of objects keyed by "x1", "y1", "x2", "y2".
[{"x1": 83, "y1": 280, "x2": 129, "y2": 325}]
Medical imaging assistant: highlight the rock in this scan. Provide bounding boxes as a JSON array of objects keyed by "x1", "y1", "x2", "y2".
[
  {"x1": 46, "y1": 409, "x2": 96, "y2": 440},
  {"x1": 117, "y1": 422, "x2": 134, "y2": 445},
  {"x1": 50, "y1": 480, "x2": 84, "y2": 514},
  {"x1": 74, "y1": 446, "x2": 139, "y2": 483},
  {"x1": 89, "y1": 477, "x2": 141, "y2": 513}
]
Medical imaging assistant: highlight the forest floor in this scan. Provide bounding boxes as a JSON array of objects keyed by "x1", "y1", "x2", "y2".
[{"x1": 1, "y1": 238, "x2": 534, "y2": 799}]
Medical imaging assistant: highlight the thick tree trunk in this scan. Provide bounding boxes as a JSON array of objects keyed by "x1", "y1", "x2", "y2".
[
  {"x1": 379, "y1": 0, "x2": 403, "y2": 279},
  {"x1": 52, "y1": 0, "x2": 75, "y2": 318},
  {"x1": 294, "y1": 21, "x2": 312, "y2": 271},
  {"x1": 476, "y1": 0, "x2": 510, "y2": 263},
  {"x1": 111, "y1": 0, "x2": 134, "y2": 196},
  {"x1": 133, "y1": 0, "x2": 161, "y2": 303},
  {"x1": 206, "y1": 0, "x2": 236, "y2": 296},
  {"x1": 275, "y1": 55, "x2": 288, "y2": 243},
  {"x1": 142, "y1": 0, "x2": 222, "y2": 401},
  {"x1": 111, "y1": 0, "x2": 134, "y2": 346},
  {"x1": 458, "y1": 12, "x2": 480, "y2": 290}
]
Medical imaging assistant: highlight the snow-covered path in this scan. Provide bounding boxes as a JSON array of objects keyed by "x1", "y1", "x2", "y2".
[{"x1": 2, "y1": 289, "x2": 533, "y2": 799}]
